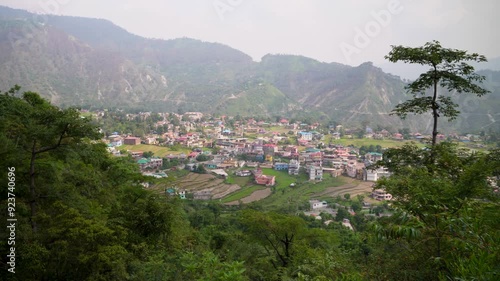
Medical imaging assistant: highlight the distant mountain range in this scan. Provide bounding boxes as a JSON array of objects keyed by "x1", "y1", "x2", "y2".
[{"x1": 0, "y1": 5, "x2": 498, "y2": 133}]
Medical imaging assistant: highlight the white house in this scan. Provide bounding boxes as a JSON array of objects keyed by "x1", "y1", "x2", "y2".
[
  {"x1": 288, "y1": 159, "x2": 300, "y2": 175},
  {"x1": 342, "y1": 218, "x2": 354, "y2": 231},
  {"x1": 371, "y1": 189, "x2": 393, "y2": 201},
  {"x1": 298, "y1": 131, "x2": 313, "y2": 141},
  {"x1": 310, "y1": 199, "x2": 328, "y2": 209},
  {"x1": 364, "y1": 167, "x2": 390, "y2": 181},
  {"x1": 308, "y1": 165, "x2": 323, "y2": 181}
]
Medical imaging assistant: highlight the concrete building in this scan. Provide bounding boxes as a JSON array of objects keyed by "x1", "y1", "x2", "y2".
[
  {"x1": 308, "y1": 165, "x2": 323, "y2": 181},
  {"x1": 288, "y1": 159, "x2": 300, "y2": 175}
]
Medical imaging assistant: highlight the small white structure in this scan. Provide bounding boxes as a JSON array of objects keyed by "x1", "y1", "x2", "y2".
[
  {"x1": 235, "y1": 170, "x2": 252, "y2": 177},
  {"x1": 310, "y1": 199, "x2": 328, "y2": 209},
  {"x1": 371, "y1": 189, "x2": 393, "y2": 201},
  {"x1": 178, "y1": 190, "x2": 186, "y2": 200},
  {"x1": 364, "y1": 167, "x2": 390, "y2": 181},
  {"x1": 342, "y1": 218, "x2": 354, "y2": 230},
  {"x1": 211, "y1": 169, "x2": 228, "y2": 178}
]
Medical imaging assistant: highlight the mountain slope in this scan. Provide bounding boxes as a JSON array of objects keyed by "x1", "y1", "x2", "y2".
[
  {"x1": 0, "y1": 19, "x2": 170, "y2": 108},
  {"x1": 0, "y1": 5, "x2": 497, "y2": 133}
]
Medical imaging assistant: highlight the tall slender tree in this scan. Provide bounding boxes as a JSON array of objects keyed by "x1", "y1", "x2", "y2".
[{"x1": 385, "y1": 40, "x2": 489, "y2": 145}]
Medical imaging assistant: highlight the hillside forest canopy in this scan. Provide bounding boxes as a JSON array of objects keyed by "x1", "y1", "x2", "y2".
[{"x1": 0, "y1": 41, "x2": 499, "y2": 280}]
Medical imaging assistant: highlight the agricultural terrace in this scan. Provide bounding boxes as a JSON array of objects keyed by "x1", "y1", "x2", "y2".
[
  {"x1": 326, "y1": 137, "x2": 420, "y2": 148},
  {"x1": 118, "y1": 144, "x2": 192, "y2": 157}
]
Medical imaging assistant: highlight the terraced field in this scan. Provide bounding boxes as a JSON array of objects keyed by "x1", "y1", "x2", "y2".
[
  {"x1": 160, "y1": 171, "x2": 374, "y2": 207},
  {"x1": 316, "y1": 177, "x2": 373, "y2": 197},
  {"x1": 225, "y1": 188, "x2": 272, "y2": 205},
  {"x1": 159, "y1": 173, "x2": 241, "y2": 199},
  {"x1": 118, "y1": 144, "x2": 191, "y2": 157}
]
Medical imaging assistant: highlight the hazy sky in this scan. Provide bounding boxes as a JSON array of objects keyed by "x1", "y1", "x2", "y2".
[{"x1": 1, "y1": 0, "x2": 499, "y2": 66}]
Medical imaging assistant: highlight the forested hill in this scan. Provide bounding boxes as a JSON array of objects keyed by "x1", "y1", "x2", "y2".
[
  {"x1": 0, "y1": 5, "x2": 498, "y2": 133},
  {"x1": 1, "y1": 85, "x2": 499, "y2": 281}
]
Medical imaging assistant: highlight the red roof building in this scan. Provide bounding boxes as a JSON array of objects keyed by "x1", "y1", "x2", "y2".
[{"x1": 255, "y1": 175, "x2": 276, "y2": 186}]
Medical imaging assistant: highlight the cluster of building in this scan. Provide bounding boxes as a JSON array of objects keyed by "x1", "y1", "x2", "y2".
[{"x1": 105, "y1": 123, "x2": 395, "y2": 184}]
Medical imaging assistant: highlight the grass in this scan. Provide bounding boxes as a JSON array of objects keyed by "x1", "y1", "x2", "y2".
[
  {"x1": 326, "y1": 137, "x2": 424, "y2": 148},
  {"x1": 267, "y1": 126, "x2": 292, "y2": 134},
  {"x1": 260, "y1": 168, "x2": 307, "y2": 191},
  {"x1": 220, "y1": 169, "x2": 299, "y2": 203},
  {"x1": 228, "y1": 176, "x2": 252, "y2": 187},
  {"x1": 118, "y1": 144, "x2": 191, "y2": 157},
  {"x1": 220, "y1": 185, "x2": 266, "y2": 203},
  {"x1": 168, "y1": 167, "x2": 374, "y2": 212},
  {"x1": 164, "y1": 169, "x2": 190, "y2": 179},
  {"x1": 257, "y1": 172, "x2": 346, "y2": 209}
]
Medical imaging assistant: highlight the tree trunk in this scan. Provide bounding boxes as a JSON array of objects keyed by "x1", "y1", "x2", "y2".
[
  {"x1": 30, "y1": 141, "x2": 38, "y2": 232},
  {"x1": 431, "y1": 74, "x2": 439, "y2": 146}
]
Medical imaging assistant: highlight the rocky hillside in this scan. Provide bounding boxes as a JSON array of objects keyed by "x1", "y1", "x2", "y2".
[{"x1": 0, "y1": 5, "x2": 497, "y2": 133}]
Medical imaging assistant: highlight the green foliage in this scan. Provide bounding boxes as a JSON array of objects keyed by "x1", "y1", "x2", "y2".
[
  {"x1": 37, "y1": 202, "x2": 130, "y2": 280},
  {"x1": 239, "y1": 210, "x2": 306, "y2": 269},
  {"x1": 385, "y1": 40, "x2": 490, "y2": 145},
  {"x1": 351, "y1": 201, "x2": 362, "y2": 213},
  {"x1": 196, "y1": 154, "x2": 210, "y2": 162},
  {"x1": 371, "y1": 142, "x2": 500, "y2": 279},
  {"x1": 0, "y1": 89, "x2": 189, "y2": 280},
  {"x1": 358, "y1": 145, "x2": 383, "y2": 155},
  {"x1": 220, "y1": 185, "x2": 266, "y2": 203},
  {"x1": 178, "y1": 251, "x2": 247, "y2": 281},
  {"x1": 143, "y1": 151, "x2": 154, "y2": 158},
  {"x1": 1, "y1": 84, "x2": 498, "y2": 280},
  {"x1": 194, "y1": 164, "x2": 206, "y2": 174}
]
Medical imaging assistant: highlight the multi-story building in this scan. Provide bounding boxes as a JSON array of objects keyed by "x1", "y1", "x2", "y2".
[
  {"x1": 137, "y1": 157, "x2": 163, "y2": 171},
  {"x1": 288, "y1": 159, "x2": 300, "y2": 175},
  {"x1": 298, "y1": 131, "x2": 313, "y2": 141},
  {"x1": 364, "y1": 167, "x2": 390, "y2": 181},
  {"x1": 371, "y1": 189, "x2": 393, "y2": 201},
  {"x1": 308, "y1": 165, "x2": 323, "y2": 181},
  {"x1": 274, "y1": 162, "x2": 289, "y2": 171}
]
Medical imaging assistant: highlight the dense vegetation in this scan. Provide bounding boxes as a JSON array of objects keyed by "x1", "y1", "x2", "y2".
[
  {"x1": 1, "y1": 85, "x2": 499, "y2": 280},
  {"x1": 1, "y1": 6, "x2": 500, "y2": 133}
]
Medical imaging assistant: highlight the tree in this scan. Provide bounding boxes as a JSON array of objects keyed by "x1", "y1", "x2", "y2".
[
  {"x1": 373, "y1": 143, "x2": 500, "y2": 278},
  {"x1": 398, "y1": 127, "x2": 411, "y2": 140},
  {"x1": 335, "y1": 207, "x2": 350, "y2": 222},
  {"x1": 195, "y1": 164, "x2": 206, "y2": 174},
  {"x1": 143, "y1": 151, "x2": 154, "y2": 158},
  {"x1": 0, "y1": 87, "x2": 101, "y2": 232},
  {"x1": 239, "y1": 210, "x2": 306, "y2": 269},
  {"x1": 196, "y1": 154, "x2": 210, "y2": 162},
  {"x1": 177, "y1": 251, "x2": 247, "y2": 281},
  {"x1": 385, "y1": 41, "x2": 489, "y2": 146}
]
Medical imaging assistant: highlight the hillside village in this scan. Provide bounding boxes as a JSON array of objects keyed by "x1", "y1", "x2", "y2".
[
  {"x1": 1, "y1": 3, "x2": 499, "y2": 280},
  {"x1": 91, "y1": 110, "x2": 493, "y2": 203}
]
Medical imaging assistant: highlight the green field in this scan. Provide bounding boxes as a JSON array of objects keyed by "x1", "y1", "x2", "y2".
[
  {"x1": 267, "y1": 126, "x2": 292, "y2": 134},
  {"x1": 220, "y1": 185, "x2": 266, "y2": 203},
  {"x1": 118, "y1": 144, "x2": 191, "y2": 157},
  {"x1": 225, "y1": 175, "x2": 253, "y2": 186},
  {"x1": 219, "y1": 168, "x2": 349, "y2": 208},
  {"x1": 326, "y1": 137, "x2": 423, "y2": 148},
  {"x1": 258, "y1": 174, "x2": 346, "y2": 209},
  {"x1": 260, "y1": 168, "x2": 307, "y2": 190}
]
